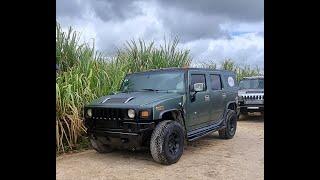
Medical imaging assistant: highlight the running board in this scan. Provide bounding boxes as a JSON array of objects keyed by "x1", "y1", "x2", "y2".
[{"x1": 187, "y1": 119, "x2": 225, "y2": 141}]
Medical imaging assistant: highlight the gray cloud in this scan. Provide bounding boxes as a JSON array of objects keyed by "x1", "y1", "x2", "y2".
[
  {"x1": 157, "y1": 7, "x2": 229, "y2": 42},
  {"x1": 57, "y1": 0, "x2": 264, "y2": 69},
  {"x1": 157, "y1": 0, "x2": 264, "y2": 21},
  {"x1": 91, "y1": 0, "x2": 143, "y2": 21},
  {"x1": 56, "y1": 0, "x2": 86, "y2": 18},
  {"x1": 184, "y1": 33, "x2": 264, "y2": 67}
]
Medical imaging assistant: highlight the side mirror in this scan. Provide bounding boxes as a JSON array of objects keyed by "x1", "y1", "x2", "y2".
[
  {"x1": 193, "y1": 83, "x2": 205, "y2": 92},
  {"x1": 190, "y1": 83, "x2": 205, "y2": 102}
]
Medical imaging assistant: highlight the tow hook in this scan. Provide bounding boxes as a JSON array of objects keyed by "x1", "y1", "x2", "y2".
[{"x1": 121, "y1": 138, "x2": 128, "y2": 143}]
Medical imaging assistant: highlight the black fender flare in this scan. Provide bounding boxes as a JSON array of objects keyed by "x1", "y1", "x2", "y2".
[
  {"x1": 159, "y1": 108, "x2": 187, "y2": 132},
  {"x1": 222, "y1": 101, "x2": 237, "y2": 123}
]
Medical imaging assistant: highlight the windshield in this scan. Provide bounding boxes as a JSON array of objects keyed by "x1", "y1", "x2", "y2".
[
  {"x1": 120, "y1": 72, "x2": 185, "y2": 93},
  {"x1": 239, "y1": 79, "x2": 264, "y2": 89}
]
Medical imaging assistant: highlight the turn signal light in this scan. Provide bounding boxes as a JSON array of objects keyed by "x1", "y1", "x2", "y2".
[{"x1": 140, "y1": 110, "x2": 149, "y2": 119}]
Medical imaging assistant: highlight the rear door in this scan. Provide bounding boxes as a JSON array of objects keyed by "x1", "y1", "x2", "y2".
[
  {"x1": 221, "y1": 73, "x2": 237, "y2": 107},
  {"x1": 208, "y1": 74, "x2": 225, "y2": 123}
]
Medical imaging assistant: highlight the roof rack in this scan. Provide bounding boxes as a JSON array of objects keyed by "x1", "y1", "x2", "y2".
[
  {"x1": 243, "y1": 76, "x2": 264, "y2": 79},
  {"x1": 126, "y1": 67, "x2": 235, "y2": 75}
]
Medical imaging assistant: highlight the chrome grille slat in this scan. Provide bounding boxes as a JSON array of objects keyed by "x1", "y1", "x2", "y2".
[
  {"x1": 92, "y1": 108, "x2": 126, "y2": 120},
  {"x1": 241, "y1": 94, "x2": 264, "y2": 101},
  {"x1": 91, "y1": 108, "x2": 128, "y2": 129}
]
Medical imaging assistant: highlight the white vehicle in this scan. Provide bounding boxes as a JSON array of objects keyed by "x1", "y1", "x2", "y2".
[{"x1": 237, "y1": 76, "x2": 264, "y2": 116}]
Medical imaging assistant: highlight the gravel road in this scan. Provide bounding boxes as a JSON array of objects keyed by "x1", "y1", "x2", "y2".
[{"x1": 56, "y1": 116, "x2": 264, "y2": 180}]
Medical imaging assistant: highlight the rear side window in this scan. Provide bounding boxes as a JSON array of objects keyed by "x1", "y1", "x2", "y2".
[
  {"x1": 210, "y1": 74, "x2": 222, "y2": 90},
  {"x1": 190, "y1": 74, "x2": 206, "y2": 91}
]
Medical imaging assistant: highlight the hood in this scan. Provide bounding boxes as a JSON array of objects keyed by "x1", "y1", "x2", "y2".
[
  {"x1": 89, "y1": 91, "x2": 181, "y2": 107},
  {"x1": 238, "y1": 89, "x2": 264, "y2": 95}
]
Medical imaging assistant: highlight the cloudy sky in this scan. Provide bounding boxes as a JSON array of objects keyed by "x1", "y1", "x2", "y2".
[{"x1": 57, "y1": 0, "x2": 264, "y2": 69}]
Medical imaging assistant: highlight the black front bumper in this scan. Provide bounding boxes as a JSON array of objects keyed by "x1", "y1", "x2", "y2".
[
  {"x1": 86, "y1": 120, "x2": 156, "y2": 150},
  {"x1": 239, "y1": 104, "x2": 264, "y2": 113}
]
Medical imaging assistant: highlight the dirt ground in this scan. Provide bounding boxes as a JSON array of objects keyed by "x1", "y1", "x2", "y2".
[{"x1": 56, "y1": 115, "x2": 264, "y2": 180}]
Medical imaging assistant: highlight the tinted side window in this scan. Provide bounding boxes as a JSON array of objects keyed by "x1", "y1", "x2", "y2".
[
  {"x1": 190, "y1": 74, "x2": 206, "y2": 91},
  {"x1": 210, "y1": 74, "x2": 222, "y2": 90},
  {"x1": 258, "y1": 79, "x2": 264, "y2": 89}
]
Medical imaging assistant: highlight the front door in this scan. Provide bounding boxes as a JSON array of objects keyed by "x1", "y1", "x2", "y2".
[{"x1": 186, "y1": 72, "x2": 211, "y2": 130}]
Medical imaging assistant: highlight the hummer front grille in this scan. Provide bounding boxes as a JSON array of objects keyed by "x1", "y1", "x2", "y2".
[
  {"x1": 246, "y1": 91, "x2": 264, "y2": 94},
  {"x1": 90, "y1": 108, "x2": 130, "y2": 130},
  {"x1": 242, "y1": 95, "x2": 264, "y2": 100},
  {"x1": 92, "y1": 108, "x2": 127, "y2": 120}
]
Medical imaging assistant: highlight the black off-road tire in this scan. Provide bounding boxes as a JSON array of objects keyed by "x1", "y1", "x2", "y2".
[
  {"x1": 150, "y1": 120, "x2": 185, "y2": 165},
  {"x1": 89, "y1": 137, "x2": 113, "y2": 153},
  {"x1": 219, "y1": 110, "x2": 238, "y2": 139}
]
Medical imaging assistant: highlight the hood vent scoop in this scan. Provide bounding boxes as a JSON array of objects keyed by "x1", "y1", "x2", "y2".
[
  {"x1": 101, "y1": 97, "x2": 110, "y2": 103},
  {"x1": 101, "y1": 97, "x2": 135, "y2": 104},
  {"x1": 124, "y1": 97, "x2": 135, "y2": 103}
]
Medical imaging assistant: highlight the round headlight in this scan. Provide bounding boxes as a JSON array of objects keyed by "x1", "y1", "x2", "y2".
[
  {"x1": 128, "y1": 109, "x2": 135, "y2": 118},
  {"x1": 87, "y1": 109, "x2": 92, "y2": 117}
]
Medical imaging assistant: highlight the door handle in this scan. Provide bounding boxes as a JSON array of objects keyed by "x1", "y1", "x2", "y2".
[
  {"x1": 205, "y1": 95, "x2": 210, "y2": 101},
  {"x1": 222, "y1": 93, "x2": 226, "y2": 97}
]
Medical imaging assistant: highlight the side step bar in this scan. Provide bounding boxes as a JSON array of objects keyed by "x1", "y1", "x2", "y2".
[{"x1": 187, "y1": 119, "x2": 225, "y2": 141}]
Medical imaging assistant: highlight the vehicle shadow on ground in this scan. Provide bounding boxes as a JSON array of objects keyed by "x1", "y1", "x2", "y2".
[
  {"x1": 186, "y1": 132, "x2": 224, "y2": 149},
  {"x1": 239, "y1": 114, "x2": 264, "y2": 122},
  {"x1": 88, "y1": 116, "x2": 264, "y2": 164},
  {"x1": 85, "y1": 148, "x2": 155, "y2": 164},
  {"x1": 89, "y1": 135, "x2": 223, "y2": 164},
  {"x1": 113, "y1": 149, "x2": 154, "y2": 161}
]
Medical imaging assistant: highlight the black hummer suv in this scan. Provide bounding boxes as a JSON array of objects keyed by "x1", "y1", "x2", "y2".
[{"x1": 84, "y1": 68, "x2": 239, "y2": 165}]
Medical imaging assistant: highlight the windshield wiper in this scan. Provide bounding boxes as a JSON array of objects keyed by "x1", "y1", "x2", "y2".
[
  {"x1": 141, "y1": 88, "x2": 160, "y2": 91},
  {"x1": 120, "y1": 89, "x2": 160, "y2": 93},
  {"x1": 124, "y1": 89, "x2": 170, "y2": 92}
]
